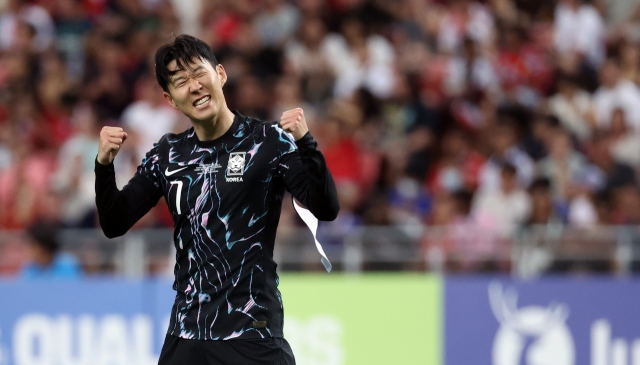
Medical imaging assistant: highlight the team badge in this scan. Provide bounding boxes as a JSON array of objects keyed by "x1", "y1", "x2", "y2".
[{"x1": 227, "y1": 152, "x2": 246, "y2": 180}]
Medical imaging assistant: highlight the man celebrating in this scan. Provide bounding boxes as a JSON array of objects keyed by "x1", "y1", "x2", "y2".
[{"x1": 95, "y1": 35, "x2": 339, "y2": 365}]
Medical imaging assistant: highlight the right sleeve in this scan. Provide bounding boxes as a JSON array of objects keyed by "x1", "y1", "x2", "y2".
[{"x1": 94, "y1": 147, "x2": 164, "y2": 238}]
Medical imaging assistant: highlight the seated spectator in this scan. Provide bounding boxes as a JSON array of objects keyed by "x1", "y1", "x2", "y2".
[
  {"x1": 548, "y1": 73, "x2": 593, "y2": 142},
  {"x1": 426, "y1": 128, "x2": 485, "y2": 194},
  {"x1": 620, "y1": 40, "x2": 640, "y2": 86},
  {"x1": 525, "y1": 178, "x2": 564, "y2": 226},
  {"x1": 444, "y1": 37, "x2": 499, "y2": 98},
  {"x1": 253, "y1": 0, "x2": 300, "y2": 47},
  {"x1": 586, "y1": 131, "x2": 637, "y2": 194},
  {"x1": 323, "y1": 17, "x2": 396, "y2": 99},
  {"x1": 536, "y1": 128, "x2": 590, "y2": 202},
  {"x1": 473, "y1": 163, "x2": 531, "y2": 237},
  {"x1": 554, "y1": 0, "x2": 605, "y2": 67},
  {"x1": 608, "y1": 108, "x2": 640, "y2": 167},
  {"x1": 479, "y1": 122, "x2": 535, "y2": 191},
  {"x1": 50, "y1": 103, "x2": 100, "y2": 227},
  {"x1": 592, "y1": 57, "x2": 640, "y2": 132},
  {"x1": 20, "y1": 220, "x2": 81, "y2": 279},
  {"x1": 437, "y1": 0, "x2": 494, "y2": 54},
  {"x1": 121, "y1": 75, "x2": 180, "y2": 163}
]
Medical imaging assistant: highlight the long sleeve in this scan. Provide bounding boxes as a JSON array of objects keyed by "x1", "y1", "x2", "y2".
[
  {"x1": 278, "y1": 132, "x2": 340, "y2": 221},
  {"x1": 94, "y1": 159, "x2": 163, "y2": 238}
]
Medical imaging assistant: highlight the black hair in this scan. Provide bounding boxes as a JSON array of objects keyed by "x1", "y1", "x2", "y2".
[
  {"x1": 529, "y1": 177, "x2": 551, "y2": 193},
  {"x1": 26, "y1": 220, "x2": 61, "y2": 254},
  {"x1": 154, "y1": 34, "x2": 218, "y2": 93},
  {"x1": 501, "y1": 162, "x2": 517, "y2": 176}
]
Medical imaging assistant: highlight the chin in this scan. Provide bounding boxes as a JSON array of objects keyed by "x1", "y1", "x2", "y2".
[{"x1": 189, "y1": 106, "x2": 217, "y2": 123}]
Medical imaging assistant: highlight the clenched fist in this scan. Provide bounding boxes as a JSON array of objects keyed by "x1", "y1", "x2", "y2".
[
  {"x1": 280, "y1": 108, "x2": 309, "y2": 141},
  {"x1": 97, "y1": 127, "x2": 128, "y2": 165}
]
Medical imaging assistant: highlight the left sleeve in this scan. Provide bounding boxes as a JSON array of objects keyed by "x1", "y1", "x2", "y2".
[{"x1": 277, "y1": 132, "x2": 340, "y2": 221}]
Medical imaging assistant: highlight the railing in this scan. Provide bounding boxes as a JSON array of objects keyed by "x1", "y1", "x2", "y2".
[{"x1": 1, "y1": 224, "x2": 639, "y2": 277}]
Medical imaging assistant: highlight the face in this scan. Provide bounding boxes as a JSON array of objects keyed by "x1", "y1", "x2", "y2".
[{"x1": 163, "y1": 57, "x2": 228, "y2": 123}]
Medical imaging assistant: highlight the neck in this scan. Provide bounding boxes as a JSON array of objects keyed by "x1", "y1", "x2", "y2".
[{"x1": 192, "y1": 107, "x2": 235, "y2": 141}]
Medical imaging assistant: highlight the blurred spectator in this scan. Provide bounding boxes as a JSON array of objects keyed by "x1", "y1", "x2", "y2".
[
  {"x1": 585, "y1": 132, "x2": 636, "y2": 194},
  {"x1": 592, "y1": 57, "x2": 640, "y2": 132},
  {"x1": 284, "y1": 16, "x2": 335, "y2": 103},
  {"x1": 554, "y1": 0, "x2": 605, "y2": 67},
  {"x1": 620, "y1": 40, "x2": 640, "y2": 85},
  {"x1": 323, "y1": 17, "x2": 396, "y2": 98},
  {"x1": 444, "y1": 37, "x2": 499, "y2": 98},
  {"x1": 479, "y1": 122, "x2": 535, "y2": 191},
  {"x1": 427, "y1": 128, "x2": 484, "y2": 194},
  {"x1": 473, "y1": 163, "x2": 531, "y2": 237},
  {"x1": 253, "y1": 0, "x2": 299, "y2": 47},
  {"x1": 437, "y1": 0, "x2": 494, "y2": 54},
  {"x1": 536, "y1": 128, "x2": 590, "y2": 201},
  {"x1": 20, "y1": 219, "x2": 81, "y2": 279},
  {"x1": 608, "y1": 108, "x2": 640, "y2": 167},
  {"x1": 548, "y1": 73, "x2": 593, "y2": 141},
  {"x1": 526, "y1": 178, "x2": 564, "y2": 226},
  {"x1": 50, "y1": 103, "x2": 99, "y2": 227},
  {"x1": 122, "y1": 74, "x2": 179, "y2": 162},
  {"x1": 0, "y1": 0, "x2": 55, "y2": 52},
  {"x1": 52, "y1": 0, "x2": 92, "y2": 80}
]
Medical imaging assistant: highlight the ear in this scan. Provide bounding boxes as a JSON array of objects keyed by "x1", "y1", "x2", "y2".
[
  {"x1": 163, "y1": 92, "x2": 179, "y2": 110},
  {"x1": 216, "y1": 64, "x2": 228, "y2": 87}
]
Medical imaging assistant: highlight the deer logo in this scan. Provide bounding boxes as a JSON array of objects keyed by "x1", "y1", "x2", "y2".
[{"x1": 489, "y1": 282, "x2": 576, "y2": 365}]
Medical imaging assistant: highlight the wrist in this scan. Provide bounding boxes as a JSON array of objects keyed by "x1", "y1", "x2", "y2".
[{"x1": 96, "y1": 155, "x2": 112, "y2": 166}]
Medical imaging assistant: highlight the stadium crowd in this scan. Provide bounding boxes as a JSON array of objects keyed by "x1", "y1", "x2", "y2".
[{"x1": 1, "y1": 0, "x2": 640, "y2": 275}]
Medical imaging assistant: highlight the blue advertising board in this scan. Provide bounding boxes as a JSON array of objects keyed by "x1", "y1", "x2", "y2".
[
  {"x1": 0, "y1": 279, "x2": 176, "y2": 365},
  {"x1": 445, "y1": 277, "x2": 640, "y2": 365}
]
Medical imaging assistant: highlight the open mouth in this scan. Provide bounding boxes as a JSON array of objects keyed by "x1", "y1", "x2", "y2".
[{"x1": 193, "y1": 95, "x2": 211, "y2": 107}]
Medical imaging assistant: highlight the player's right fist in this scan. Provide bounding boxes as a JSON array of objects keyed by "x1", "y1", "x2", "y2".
[{"x1": 97, "y1": 127, "x2": 128, "y2": 165}]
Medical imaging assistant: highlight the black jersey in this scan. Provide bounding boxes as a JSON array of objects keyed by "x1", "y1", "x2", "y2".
[{"x1": 95, "y1": 111, "x2": 339, "y2": 340}]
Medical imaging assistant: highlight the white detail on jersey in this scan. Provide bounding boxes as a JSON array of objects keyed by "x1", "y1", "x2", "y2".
[
  {"x1": 170, "y1": 181, "x2": 183, "y2": 214},
  {"x1": 165, "y1": 166, "x2": 188, "y2": 176}
]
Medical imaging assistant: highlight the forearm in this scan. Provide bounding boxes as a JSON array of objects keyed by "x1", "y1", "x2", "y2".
[
  {"x1": 94, "y1": 159, "x2": 159, "y2": 238},
  {"x1": 282, "y1": 133, "x2": 340, "y2": 221},
  {"x1": 95, "y1": 160, "x2": 132, "y2": 237}
]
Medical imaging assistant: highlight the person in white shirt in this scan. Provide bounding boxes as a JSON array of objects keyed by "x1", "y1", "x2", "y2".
[
  {"x1": 592, "y1": 57, "x2": 640, "y2": 133},
  {"x1": 121, "y1": 75, "x2": 180, "y2": 163},
  {"x1": 473, "y1": 163, "x2": 531, "y2": 238},
  {"x1": 548, "y1": 73, "x2": 593, "y2": 141},
  {"x1": 322, "y1": 18, "x2": 396, "y2": 99},
  {"x1": 479, "y1": 123, "x2": 535, "y2": 191},
  {"x1": 554, "y1": 0, "x2": 605, "y2": 67},
  {"x1": 608, "y1": 108, "x2": 640, "y2": 167}
]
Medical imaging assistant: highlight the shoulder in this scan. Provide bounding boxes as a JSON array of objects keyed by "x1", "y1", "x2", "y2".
[
  {"x1": 245, "y1": 117, "x2": 298, "y2": 152},
  {"x1": 153, "y1": 128, "x2": 193, "y2": 149}
]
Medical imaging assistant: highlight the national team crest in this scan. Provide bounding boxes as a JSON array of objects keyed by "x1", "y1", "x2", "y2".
[{"x1": 227, "y1": 152, "x2": 246, "y2": 176}]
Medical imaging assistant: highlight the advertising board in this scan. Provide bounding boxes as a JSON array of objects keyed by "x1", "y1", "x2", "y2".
[
  {"x1": 0, "y1": 274, "x2": 442, "y2": 365},
  {"x1": 445, "y1": 277, "x2": 640, "y2": 365}
]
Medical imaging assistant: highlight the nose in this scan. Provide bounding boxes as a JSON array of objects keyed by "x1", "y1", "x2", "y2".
[{"x1": 188, "y1": 77, "x2": 203, "y2": 92}]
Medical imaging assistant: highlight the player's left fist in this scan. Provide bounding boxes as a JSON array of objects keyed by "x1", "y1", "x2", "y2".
[{"x1": 280, "y1": 108, "x2": 309, "y2": 141}]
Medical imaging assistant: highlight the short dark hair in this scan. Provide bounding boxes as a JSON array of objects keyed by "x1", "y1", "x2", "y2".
[
  {"x1": 501, "y1": 162, "x2": 517, "y2": 176},
  {"x1": 529, "y1": 177, "x2": 551, "y2": 193},
  {"x1": 154, "y1": 34, "x2": 218, "y2": 93},
  {"x1": 27, "y1": 220, "x2": 61, "y2": 254}
]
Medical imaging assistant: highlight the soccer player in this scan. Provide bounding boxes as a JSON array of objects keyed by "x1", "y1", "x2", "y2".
[{"x1": 94, "y1": 35, "x2": 339, "y2": 365}]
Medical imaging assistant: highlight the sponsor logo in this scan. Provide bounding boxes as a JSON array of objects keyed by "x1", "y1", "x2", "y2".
[
  {"x1": 195, "y1": 162, "x2": 222, "y2": 175},
  {"x1": 489, "y1": 282, "x2": 576, "y2": 365},
  {"x1": 164, "y1": 166, "x2": 188, "y2": 176}
]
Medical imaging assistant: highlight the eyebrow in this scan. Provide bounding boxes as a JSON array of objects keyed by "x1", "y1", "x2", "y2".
[{"x1": 170, "y1": 66, "x2": 207, "y2": 84}]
